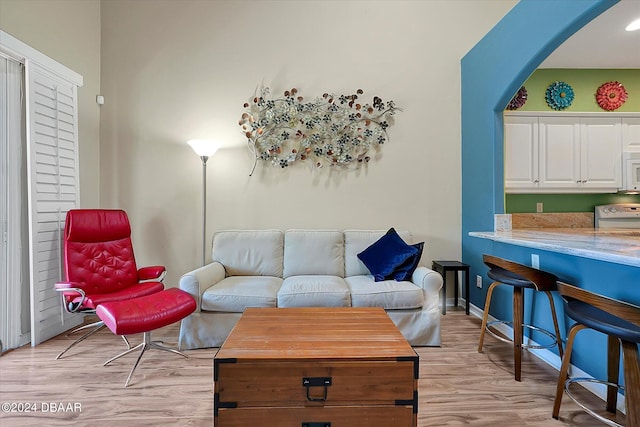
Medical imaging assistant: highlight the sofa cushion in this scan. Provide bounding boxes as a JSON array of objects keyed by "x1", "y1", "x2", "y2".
[
  {"x1": 345, "y1": 275, "x2": 424, "y2": 310},
  {"x1": 344, "y1": 230, "x2": 413, "y2": 277},
  {"x1": 212, "y1": 230, "x2": 284, "y2": 277},
  {"x1": 283, "y1": 230, "x2": 344, "y2": 278},
  {"x1": 201, "y1": 276, "x2": 283, "y2": 312},
  {"x1": 357, "y1": 228, "x2": 418, "y2": 281},
  {"x1": 277, "y1": 275, "x2": 351, "y2": 307}
]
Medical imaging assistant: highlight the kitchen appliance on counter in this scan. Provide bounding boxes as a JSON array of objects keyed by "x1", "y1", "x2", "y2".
[
  {"x1": 621, "y1": 152, "x2": 640, "y2": 193},
  {"x1": 595, "y1": 203, "x2": 640, "y2": 229}
]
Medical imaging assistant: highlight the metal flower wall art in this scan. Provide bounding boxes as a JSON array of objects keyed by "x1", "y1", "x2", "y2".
[
  {"x1": 239, "y1": 86, "x2": 400, "y2": 174},
  {"x1": 595, "y1": 81, "x2": 628, "y2": 111},
  {"x1": 545, "y1": 81, "x2": 575, "y2": 110},
  {"x1": 506, "y1": 86, "x2": 528, "y2": 110}
]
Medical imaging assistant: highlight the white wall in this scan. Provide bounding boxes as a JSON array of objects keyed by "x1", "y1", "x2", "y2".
[
  {"x1": 100, "y1": 0, "x2": 515, "y2": 286},
  {"x1": 0, "y1": 0, "x2": 102, "y2": 207}
]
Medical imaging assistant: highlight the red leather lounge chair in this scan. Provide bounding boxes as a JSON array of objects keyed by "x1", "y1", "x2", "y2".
[{"x1": 54, "y1": 209, "x2": 165, "y2": 359}]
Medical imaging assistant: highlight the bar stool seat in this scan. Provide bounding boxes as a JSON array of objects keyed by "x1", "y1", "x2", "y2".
[
  {"x1": 566, "y1": 301, "x2": 640, "y2": 343},
  {"x1": 488, "y1": 266, "x2": 537, "y2": 288},
  {"x1": 478, "y1": 254, "x2": 564, "y2": 382},
  {"x1": 553, "y1": 282, "x2": 640, "y2": 427}
]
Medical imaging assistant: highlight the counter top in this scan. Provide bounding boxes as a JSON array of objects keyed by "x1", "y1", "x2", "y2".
[{"x1": 469, "y1": 228, "x2": 640, "y2": 268}]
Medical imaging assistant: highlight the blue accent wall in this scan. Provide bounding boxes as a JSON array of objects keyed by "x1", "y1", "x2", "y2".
[{"x1": 460, "y1": 0, "x2": 640, "y2": 385}]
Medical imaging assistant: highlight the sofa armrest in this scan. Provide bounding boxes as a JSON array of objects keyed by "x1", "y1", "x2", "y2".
[
  {"x1": 411, "y1": 266, "x2": 443, "y2": 311},
  {"x1": 178, "y1": 262, "x2": 226, "y2": 311}
]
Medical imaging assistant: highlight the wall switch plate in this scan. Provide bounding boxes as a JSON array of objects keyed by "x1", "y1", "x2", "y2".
[
  {"x1": 531, "y1": 254, "x2": 540, "y2": 269},
  {"x1": 536, "y1": 202, "x2": 543, "y2": 213},
  {"x1": 476, "y1": 275, "x2": 482, "y2": 288}
]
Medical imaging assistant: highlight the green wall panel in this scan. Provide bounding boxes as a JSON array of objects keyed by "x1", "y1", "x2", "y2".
[
  {"x1": 506, "y1": 193, "x2": 640, "y2": 213},
  {"x1": 515, "y1": 68, "x2": 640, "y2": 112}
]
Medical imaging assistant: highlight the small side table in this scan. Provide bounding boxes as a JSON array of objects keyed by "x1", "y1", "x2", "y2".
[{"x1": 431, "y1": 261, "x2": 470, "y2": 315}]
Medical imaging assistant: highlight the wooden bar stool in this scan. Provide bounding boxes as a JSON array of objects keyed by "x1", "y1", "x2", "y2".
[
  {"x1": 552, "y1": 282, "x2": 640, "y2": 427},
  {"x1": 478, "y1": 254, "x2": 564, "y2": 381}
]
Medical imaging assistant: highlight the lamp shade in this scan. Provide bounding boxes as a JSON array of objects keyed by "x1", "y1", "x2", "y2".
[
  {"x1": 626, "y1": 18, "x2": 640, "y2": 31},
  {"x1": 187, "y1": 139, "x2": 221, "y2": 157}
]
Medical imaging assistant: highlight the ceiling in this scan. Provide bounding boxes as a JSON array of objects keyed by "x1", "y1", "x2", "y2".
[{"x1": 540, "y1": 0, "x2": 640, "y2": 68}]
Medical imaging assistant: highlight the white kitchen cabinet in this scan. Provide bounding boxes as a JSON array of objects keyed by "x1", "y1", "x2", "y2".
[
  {"x1": 579, "y1": 117, "x2": 622, "y2": 189},
  {"x1": 622, "y1": 117, "x2": 640, "y2": 152},
  {"x1": 504, "y1": 113, "x2": 622, "y2": 193},
  {"x1": 504, "y1": 116, "x2": 538, "y2": 190},
  {"x1": 539, "y1": 116, "x2": 581, "y2": 189}
]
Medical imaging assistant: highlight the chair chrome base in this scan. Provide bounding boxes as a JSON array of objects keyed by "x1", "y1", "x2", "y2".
[
  {"x1": 564, "y1": 378, "x2": 624, "y2": 427},
  {"x1": 56, "y1": 321, "x2": 131, "y2": 360},
  {"x1": 103, "y1": 331, "x2": 188, "y2": 387},
  {"x1": 485, "y1": 320, "x2": 560, "y2": 350}
]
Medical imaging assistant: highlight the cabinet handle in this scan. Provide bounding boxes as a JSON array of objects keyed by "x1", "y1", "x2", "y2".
[
  {"x1": 302, "y1": 423, "x2": 331, "y2": 427},
  {"x1": 534, "y1": 179, "x2": 539, "y2": 183}
]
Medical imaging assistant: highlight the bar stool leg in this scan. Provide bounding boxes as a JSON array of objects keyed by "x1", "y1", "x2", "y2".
[
  {"x1": 553, "y1": 323, "x2": 586, "y2": 419},
  {"x1": 478, "y1": 281, "x2": 500, "y2": 352},
  {"x1": 543, "y1": 290, "x2": 564, "y2": 359},
  {"x1": 606, "y1": 335, "x2": 620, "y2": 414},
  {"x1": 621, "y1": 340, "x2": 640, "y2": 426},
  {"x1": 513, "y1": 286, "x2": 524, "y2": 382}
]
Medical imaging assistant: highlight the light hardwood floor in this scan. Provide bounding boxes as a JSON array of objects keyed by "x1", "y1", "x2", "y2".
[{"x1": 0, "y1": 308, "x2": 623, "y2": 426}]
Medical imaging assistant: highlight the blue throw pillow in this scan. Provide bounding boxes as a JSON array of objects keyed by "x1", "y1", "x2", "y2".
[
  {"x1": 387, "y1": 242, "x2": 424, "y2": 282},
  {"x1": 357, "y1": 228, "x2": 419, "y2": 282}
]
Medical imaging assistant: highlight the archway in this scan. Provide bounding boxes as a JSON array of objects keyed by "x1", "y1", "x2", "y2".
[{"x1": 460, "y1": 0, "x2": 618, "y2": 308}]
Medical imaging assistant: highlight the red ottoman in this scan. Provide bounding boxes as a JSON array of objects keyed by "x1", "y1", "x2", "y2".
[{"x1": 96, "y1": 288, "x2": 196, "y2": 387}]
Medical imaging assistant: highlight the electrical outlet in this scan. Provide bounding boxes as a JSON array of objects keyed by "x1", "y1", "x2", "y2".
[
  {"x1": 536, "y1": 202, "x2": 543, "y2": 213},
  {"x1": 531, "y1": 254, "x2": 540, "y2": 269},
  {"x1": 476, "y1": 275, "x2": 482, "y2": 288}
]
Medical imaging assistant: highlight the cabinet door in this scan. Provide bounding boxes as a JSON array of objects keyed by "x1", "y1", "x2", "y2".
[
  {"x1": 580, "y1": 117, "x2": 621, "y2": 189},
  {"x1": 622, "y1": 117, "x2": 640, "y2": 152},
  {"x1": 539, "y1": 117, "x2": 580, "y2": 188},
  {"x1": 504, "y1": 116, "x2": 538, "y2": 190}
]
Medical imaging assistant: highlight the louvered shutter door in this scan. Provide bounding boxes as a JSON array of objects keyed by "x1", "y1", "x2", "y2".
[{"x1": 26, "y1": 61, "x2": 82, "y2": 345}]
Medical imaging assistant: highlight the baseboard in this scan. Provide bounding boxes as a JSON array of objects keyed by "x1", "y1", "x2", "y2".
[{"x1": 451, "y1": 298, "x2": 626, "y2": 414}]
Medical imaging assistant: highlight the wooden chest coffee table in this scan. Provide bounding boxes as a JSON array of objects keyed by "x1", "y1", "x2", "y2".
[{"x1": 214, "y1": 307, "x2": 418, "y2": 427}]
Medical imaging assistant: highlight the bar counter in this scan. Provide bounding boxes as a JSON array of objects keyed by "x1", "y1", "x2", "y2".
[
  {"x1": 469, "y1": 228, "x2": 640, "y2": 268},
  {"x1": 467, "y1": 226, "x2": 639, "y2": 396}
]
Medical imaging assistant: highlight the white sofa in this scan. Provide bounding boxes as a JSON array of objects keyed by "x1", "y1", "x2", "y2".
[{"x1": 178, "y1": 229, "x2": 443, "y2": 349}]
